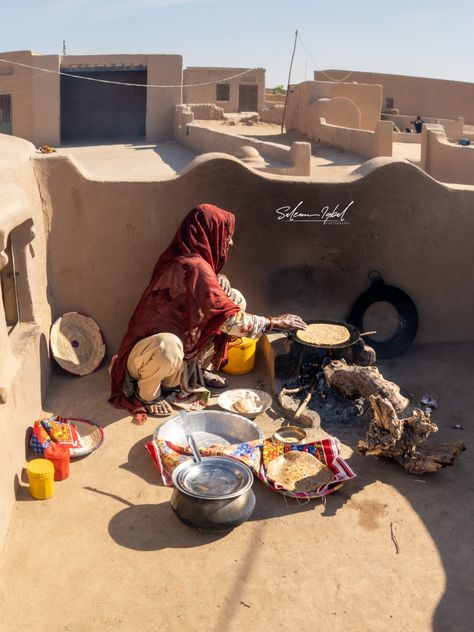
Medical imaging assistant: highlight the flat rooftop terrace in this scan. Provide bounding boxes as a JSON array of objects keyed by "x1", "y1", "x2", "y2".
[
  {"x1": 0, "y1": 342, "x2": 472, "y2": 632},
  {"x1": 56, "y1": 140, "x2": 198, "y2": 180},
  {"x1": 54, "y1": 122, "x2": 422, "y2": 181}
]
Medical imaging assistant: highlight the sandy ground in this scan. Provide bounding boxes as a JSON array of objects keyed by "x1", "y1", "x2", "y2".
[
  {"x1": 56, "y1": 140, "x2": 197, "y2": 180},
  {"x1": 0, "y1": 342, "x2": 472, "y2": 632}
]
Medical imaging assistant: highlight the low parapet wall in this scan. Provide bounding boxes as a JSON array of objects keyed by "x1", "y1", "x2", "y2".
[
  {"x1": 31, "y1": 151, "x2": 474, "y2": 355},
  {"x1": 259, "y1": 104, "x2": 284, "y2": 125},
  {"x1": 264, "y1": 92, "x2": 286, "y2": 104},
  {"x1": 0, "y1": 134, "x2": 52, "y2": 549},
  {"x1": 187, "y1": 103, "x2": 225, "y2": 120},
  {"x1": 393, "y1": 132, "x2": 422, "y2": 143},
  {"x1": 383, "y1": 114, "x2": 464, "y2": 140},
  {"x1": 421, "y1": 124, "x2": 474, "y2": 185},
  {"x1": 318, "y1": 118, "x2": 393, "y2": 158},
  {"x1": 175, "y1": 105, "x2": 311, "y2": 175}
]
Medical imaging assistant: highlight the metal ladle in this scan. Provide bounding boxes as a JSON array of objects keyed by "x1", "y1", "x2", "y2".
[
  {"x1": 172, "y1": 411, "x2": 256, "y2": 531},
  {"x1": 179, "y1": 410, "x2": 202, "y2": 463}
]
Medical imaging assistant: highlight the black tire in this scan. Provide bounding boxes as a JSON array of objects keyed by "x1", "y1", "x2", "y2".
[{"x1": 348, "y1": 282, "x2": 418, "y2": 359}]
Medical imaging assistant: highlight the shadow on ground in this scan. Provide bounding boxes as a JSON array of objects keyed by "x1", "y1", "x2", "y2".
[
  {"x1": 37, "y1": 343, "x2": 474, "y2": 630},
  {"x1": 239, "y1": 128, "x2": 365, "y2": 167},
  {"x1": 130, "y1": 141, "x2": 196, "y2": 172}
]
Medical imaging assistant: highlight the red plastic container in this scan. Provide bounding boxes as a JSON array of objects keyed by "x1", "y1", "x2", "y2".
[{"x1": 44, "y1": 444, "x2": 70, "y2": 481}]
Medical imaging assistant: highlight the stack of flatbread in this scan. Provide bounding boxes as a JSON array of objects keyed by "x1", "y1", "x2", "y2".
[
  {"x1": 296, "y1": 323, "x2": 350, "y2": 346},
  {"x1": 266, "y1": 451, "x2": 335, "y2": 493}
]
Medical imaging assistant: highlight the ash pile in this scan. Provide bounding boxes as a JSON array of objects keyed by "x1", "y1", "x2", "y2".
[{"x1": 266, "y1": 329, "x2": 465, "y2": 474}]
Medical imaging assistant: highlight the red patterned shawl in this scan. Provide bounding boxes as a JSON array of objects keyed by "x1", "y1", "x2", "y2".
[{"x1": 109, "y1": 204, "x2": 240, "y2": 413}]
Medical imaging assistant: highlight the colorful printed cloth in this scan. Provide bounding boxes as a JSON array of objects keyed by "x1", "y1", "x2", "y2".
[
  {"x1": 30, "y1": 416, "x2": 83, "y2": 456},
  {"x1": 145, "y1": 437, "x2": 356, "y2": 498},
  {"x1": 260, "y1": 439, "x2": 356, "y2": 497}
]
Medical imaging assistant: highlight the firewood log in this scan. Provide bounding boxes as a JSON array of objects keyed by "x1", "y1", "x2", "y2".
[
  {"x1": 323, "y1": 360, "x2": 409, "y2": 412},
  {"x1": 358, "y1": 395, "x2": 465, "y2": 473}
]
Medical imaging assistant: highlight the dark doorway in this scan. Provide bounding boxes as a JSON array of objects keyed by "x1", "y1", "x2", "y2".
[
  {"x1": 238, "y1": 84, "x2": 258, "y2": 112},
  {"x1": 0, "y1": 94, "x2": 12, "y2": 135},
  {"x1": 60, "y1": 68, "x2": 147, "y2": 142}
]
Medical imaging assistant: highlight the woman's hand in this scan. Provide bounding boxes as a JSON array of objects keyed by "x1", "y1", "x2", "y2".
[
  {"x1": 270, "y1": 314, "x2": 307, "y2": 332},
  {"x1": 217, "y1": 274, "x2": 232, "y2": 296}
]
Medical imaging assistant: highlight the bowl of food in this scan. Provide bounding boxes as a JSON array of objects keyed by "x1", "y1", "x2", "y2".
[
  {"x1": 154, "y1": 410, "x2": 264, "y2": 448},
  {"x1": 217, "y1": 388, "x2": 272, "y2": 419},
  {"x1": 272, "y1": 425, "x2": 307, "y2": 445}
]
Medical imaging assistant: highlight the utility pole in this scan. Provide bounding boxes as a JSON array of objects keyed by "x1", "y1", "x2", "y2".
[{"x1": 281, "y1": 29, "x2": 298, "y2": 134}]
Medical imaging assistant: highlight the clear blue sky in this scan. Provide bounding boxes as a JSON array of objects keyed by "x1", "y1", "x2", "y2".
[{"x1": 1, "y1": 0, "x2": 472, "y2": 87}]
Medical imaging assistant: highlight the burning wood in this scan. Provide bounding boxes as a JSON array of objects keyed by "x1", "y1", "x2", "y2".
[{"x1": 358, "y1": 395, "x2": 465, "y2": 473}]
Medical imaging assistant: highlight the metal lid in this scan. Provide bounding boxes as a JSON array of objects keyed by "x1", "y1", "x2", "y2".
[{"x1": 172, "y1": 457, "x2": 254, "y2": 500}]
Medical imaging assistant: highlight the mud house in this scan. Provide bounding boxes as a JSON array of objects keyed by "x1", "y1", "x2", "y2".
[
  {"x1": 0, "y1": 50, "x2": 182, "y2": 146},
  {"x1": 183, "y1": 66, "x2": 265, "y2": 113},
  {"x1": 315, "y1": 69, "x2": 474, "y2": 124}
]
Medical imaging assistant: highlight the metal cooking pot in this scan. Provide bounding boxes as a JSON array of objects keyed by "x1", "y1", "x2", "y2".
[{"x1": 171, "y1": 457, "x2": 256, "y2": 532}]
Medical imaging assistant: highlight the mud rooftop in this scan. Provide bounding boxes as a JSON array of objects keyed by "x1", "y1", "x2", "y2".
[
  {"x1": 0, "y1": 343, "x2": 472, "y2": 632},
  {"x1": 1, "y1": 127, "x2": 474, "y2": 632}
]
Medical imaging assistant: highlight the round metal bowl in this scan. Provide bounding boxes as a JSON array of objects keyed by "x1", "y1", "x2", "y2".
[
  {"x1": 272, "y1": 425, "x2": 307, "y2": 446},
  {"x1": 171, "y1": 485, "x2": 256, "y2": 532},
  {"x1": 172, "y1": 457, "x2": 254, "y2": 500},
  {"x1": 171, "y1": 457, "x2": 256, "y2": 531},
  {"x1": 154, "y1": 410, "x2": 264, "y2": 449}
]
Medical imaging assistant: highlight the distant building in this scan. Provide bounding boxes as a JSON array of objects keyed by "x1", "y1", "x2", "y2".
[
  {"x1": 0, "y1": 50, "x2": 182, "y2": 146},
  {"x1": 183, "y1": 67, "x2": 265, "y2": 113},
  {"x1": 314, "y1": 70, "x2": 474, "y2": 124}
]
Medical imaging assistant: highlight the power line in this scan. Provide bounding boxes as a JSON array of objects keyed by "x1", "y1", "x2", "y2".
[
  {"x1": 0, "y1": 58, "x2": 261, "y2": 88},
  {"x1": 0, "y1": 34, "x2": 295, "y2": 89},
  {"x1": 297, "y1": 35, "x2": 353, "y2": 83}
]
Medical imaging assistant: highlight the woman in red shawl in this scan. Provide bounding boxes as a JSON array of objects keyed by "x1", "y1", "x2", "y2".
[{"x1": 109, "y1": 204, "x2": 306, "y2": 420}]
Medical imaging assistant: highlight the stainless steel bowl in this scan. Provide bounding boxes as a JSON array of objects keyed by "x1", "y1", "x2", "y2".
[
  {"x1": 171, "y1": 457, "x2": 256, "y2": 531},
  {"x1": 272, "y1": 425, "x2": 307, "y2": 445},
  {"x1": 155, "y1": 410, "x2": 264, "y2": 449},
  {"x1": 171, "y1": 487, "x2": 256, "y2": 532},
  {"x1": 172, "y1": 457, "x2": 254, "y2": 500}
]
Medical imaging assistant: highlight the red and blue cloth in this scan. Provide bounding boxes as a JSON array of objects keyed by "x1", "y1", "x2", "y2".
[
  {"x1": 30, "y1": 416, "x2": 82, "y2": 456},
  {"x1": 146, "y1": 436, "x2": 356, "y2": 499}
]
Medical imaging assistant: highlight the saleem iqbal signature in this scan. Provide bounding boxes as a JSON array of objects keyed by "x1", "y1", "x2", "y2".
[{"x1": 275, "y1": 200, "x2": 354, "y2": 223}]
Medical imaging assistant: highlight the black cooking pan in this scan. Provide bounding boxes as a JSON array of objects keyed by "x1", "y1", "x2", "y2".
[{"x1": 288, "y1": 319, "x2": 364, "y2": 350}]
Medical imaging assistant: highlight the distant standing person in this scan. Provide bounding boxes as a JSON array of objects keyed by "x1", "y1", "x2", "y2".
[{"x1": 411, "y1": 115, "x2": 424, "y2": 133}]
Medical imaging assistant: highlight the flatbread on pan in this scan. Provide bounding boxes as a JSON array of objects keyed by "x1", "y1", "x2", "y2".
[
  {"x1": 266, "y1": 451, "x2": 335, "y2": 492},
  {"x1": 296, "y1": 323, "x2": 350, "y2": 346}
]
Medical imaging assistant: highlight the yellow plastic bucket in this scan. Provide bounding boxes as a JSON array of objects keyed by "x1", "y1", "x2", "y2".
[
  {"x1": 223, "y1": 337, "x2": 257, "y2": 375},
  {"x1": 27, "y1": 459, "x2": 55, "y2": 500}
]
